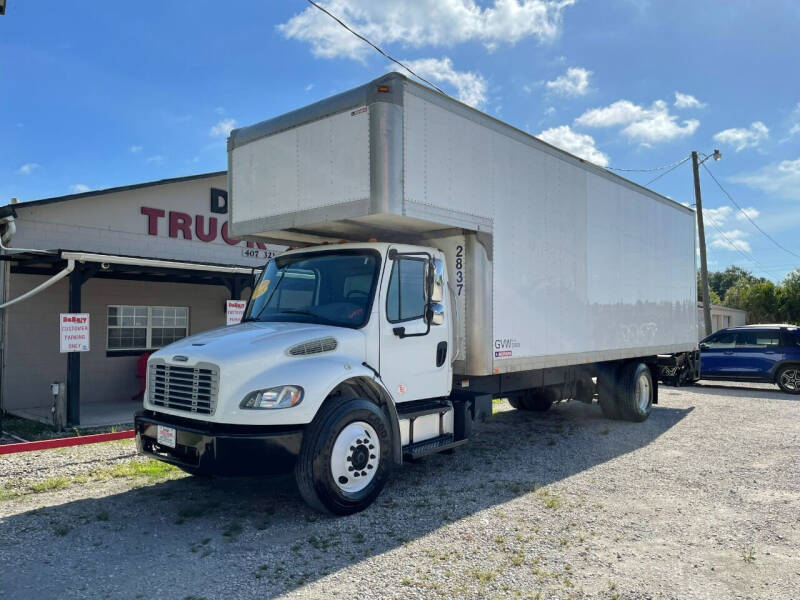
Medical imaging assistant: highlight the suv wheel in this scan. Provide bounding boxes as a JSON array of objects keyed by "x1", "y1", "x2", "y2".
[{"x1": 776, "y1": 365, "x2": 800, "y2": 394}]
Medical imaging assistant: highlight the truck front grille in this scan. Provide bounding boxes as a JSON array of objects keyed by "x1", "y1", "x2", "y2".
[{"x1": 149, "y1": 362, "x2": 219, "y2": 415}]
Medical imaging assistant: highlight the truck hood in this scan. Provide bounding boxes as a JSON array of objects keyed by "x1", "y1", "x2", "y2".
[{"x1": 152, "y1": 321, "x2": 365, "y2": 368}]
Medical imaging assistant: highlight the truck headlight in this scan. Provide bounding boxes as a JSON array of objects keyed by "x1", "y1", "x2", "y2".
[{"x1": 240, "y1": 385, "x2": 304, "y2": 409}]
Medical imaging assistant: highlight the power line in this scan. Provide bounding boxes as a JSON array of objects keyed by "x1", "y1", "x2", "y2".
[
  {"x1": 644, "y1": 155, "x2": 692, "y2": 186},
  {"x1": 606, "y1": 155, "x2": 690, "y2": 173},
  {"x1": 703, "y1": 215, "x2": 771, "y2": 275},
  {"x1": 303, "y1": 0, "x2": 447, "y2": 96},
  {"x1": 702, "y1": 162, "x2": 800, "y2": 260}
]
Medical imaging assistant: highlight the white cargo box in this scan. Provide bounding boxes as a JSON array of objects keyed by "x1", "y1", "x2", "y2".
[{"x1": 228, "y1": 73, "x2": 697, "y2": 376}]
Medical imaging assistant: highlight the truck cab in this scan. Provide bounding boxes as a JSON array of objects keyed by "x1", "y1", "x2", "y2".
[{"x1": 136, "y1": 243, "x2": 472, "y2": 514}]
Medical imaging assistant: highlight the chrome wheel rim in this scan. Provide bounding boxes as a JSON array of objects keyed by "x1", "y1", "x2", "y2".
[
  {"x1": 780, "y1": 368, "x2": 800, "y2": 391},
  {"x1": 635, "y1": 372, "x2": 651, "y2": 412},
  {"x1": 330, "y1": 421, "x2": 379, "y2": 493}
]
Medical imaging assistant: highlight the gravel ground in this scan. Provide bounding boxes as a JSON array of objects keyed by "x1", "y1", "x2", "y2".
[{"x1": 1, "y1": 381, "x2": 798, "y2": 600}]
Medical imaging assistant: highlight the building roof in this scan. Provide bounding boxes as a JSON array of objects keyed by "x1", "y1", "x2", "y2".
[{"x1": 6, "y1": 171, "x2": 226, "y2": 210}]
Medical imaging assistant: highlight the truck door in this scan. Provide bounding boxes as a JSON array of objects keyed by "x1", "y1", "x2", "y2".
[{"x1": 379, "y1": 246, "x2": 451, "y2": 403}]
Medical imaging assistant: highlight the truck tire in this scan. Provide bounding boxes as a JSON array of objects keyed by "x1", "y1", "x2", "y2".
[
  {"x1": 295, "y1": 397, "x2": 393, "y2": 515},
  {"x1": 574, "y1": 376, "x2": 594, "y2": 404},
  {"x1": 776, "y1": 365, "x2": 800, "y2": 394},
  {"x1": 615, "y1": 362, "x2": 654, "y2": 422},
  {"x1": 507, "y1": 394, "x2": 523, "y2": 410},
  {"x1": 597, "y1": 367, "x2": 622, "y2": 420},
  {"x1": 522, "y1": 389, "x2": 554, "y2": 412}
]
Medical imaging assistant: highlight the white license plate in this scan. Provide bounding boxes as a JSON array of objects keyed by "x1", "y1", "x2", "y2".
[{"x1": 156, "y1": 425, "x2": 176, "y2": 448}]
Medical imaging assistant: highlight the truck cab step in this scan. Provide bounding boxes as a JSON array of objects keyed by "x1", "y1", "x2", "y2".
[
  {"x1": 396, "y1": 398, "x2": 452, "y2": 419},
  {"x1": 402, "y1": 433, "x2": 467, "y2": 460}
]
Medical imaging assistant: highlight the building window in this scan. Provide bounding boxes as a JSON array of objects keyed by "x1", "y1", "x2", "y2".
[{"x1": 107, "y1": 306, "x2": 189, "y2": 351}]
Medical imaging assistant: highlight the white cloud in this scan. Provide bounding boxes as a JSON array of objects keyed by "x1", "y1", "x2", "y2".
[
  {"x1": 713, "y1": 121, "x2": 769, "y2": 152},
  {"x1": 703, "y1": 205, "x2": 733, "y2": 227},
  {"x1": 214, "y1": 106, "x2": 226, "y2": 115},
  {"x1": 210, "y1": 118, "x2": 237, "y2": 137},
  {"x1": 736, "y1": 207, "x2": 760, "y2": 221},
  {"x1": 732, "y1": 157, "x2": 800, "y2": 200},
  {"x1": 787, "y1": 102, "x2": 800, "y2": 137},
  {"x1": 674, "y1": 91, "x2": 705, "y2": 109},
  {"x1": 18, "y1": 162, "x2": 40, "y2": 175},
  {"x1": 703, "y1": 204, "x2": 761, "y2": 226},
  {"x1": 395, "y1": 57, "x2": 487, "y2": 108},
  {"x1": 537, "y1": 125, "x2": 609, "y2": 166},
  {"x1": 70, "y1": 184, "x2": 91, "y2": 193},
  {"x1": 279, "y1": 0, "x2": 575, "y2": 61},
  {"x1": 146, "y1": 155, "x2": 165, "y2": 164},
  {"x1": 575, "y1": 99, "x2": 699, "y2": 144},
  {"x1": 130, "y1": 145, "x2": 143, "y2": 154},
  {"x1": 710, "y1": 229, "x2": 751, "y2": 253},
  {"x1": 305, "y1": 83, "x2": 314, "y2": 92},
  {"x1": 545, "y1": 66, "x2": 590, "y2": 97}
]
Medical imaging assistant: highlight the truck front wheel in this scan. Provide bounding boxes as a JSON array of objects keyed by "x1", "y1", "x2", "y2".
[{"x1": 295, "y1": 397, "x2": 393, "y2": 515}]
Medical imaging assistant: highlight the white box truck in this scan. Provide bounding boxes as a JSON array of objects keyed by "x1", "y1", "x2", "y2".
[{"x1": 135, "y1": 73, "x2": 699, "y2": 514}]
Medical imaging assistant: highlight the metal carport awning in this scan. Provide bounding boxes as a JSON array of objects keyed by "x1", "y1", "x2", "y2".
[{"x1": 1, "y1": 249, "x2": 263, "y2": 427}]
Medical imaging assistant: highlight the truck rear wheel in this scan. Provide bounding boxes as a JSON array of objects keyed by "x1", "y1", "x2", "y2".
[
  {"x1": 295, "y1": 397, "x2": 393, "y2": 515},
  {"x1": 519, "y1": 388, "x2": 555, "y2": 412},
  {"x1": 616, "y1": 362, "x2": 654, "y2": 422},
  {"x1": 597, "y1": 367, "x2": 622, "y2": 420}
]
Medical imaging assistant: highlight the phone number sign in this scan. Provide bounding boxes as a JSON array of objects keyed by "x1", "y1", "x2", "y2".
[{"x1": 60, "y1": 313, "x2": 90, "y2": 353}]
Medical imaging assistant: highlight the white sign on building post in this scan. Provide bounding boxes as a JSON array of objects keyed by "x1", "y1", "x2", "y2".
[
  {"x1": 226, "y1": 300, "x2": 246, "y2": 325},
  {"x1": 60, "y1": 313, "x2": 90, "y2": 353}
]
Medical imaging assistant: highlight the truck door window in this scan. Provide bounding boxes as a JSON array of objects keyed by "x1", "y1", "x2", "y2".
[{"x1": 386, "y1": 258, "x2": 426, "y2": 323}]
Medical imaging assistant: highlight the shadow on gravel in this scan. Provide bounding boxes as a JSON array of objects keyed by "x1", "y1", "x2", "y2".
[{"x1": 1, "y1": 402, "x2": 692, "y2": 599}]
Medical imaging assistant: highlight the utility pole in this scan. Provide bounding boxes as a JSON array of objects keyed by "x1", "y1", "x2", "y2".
[{"x1": 692, "y1": 151, "x2": 713, "y2": 338}]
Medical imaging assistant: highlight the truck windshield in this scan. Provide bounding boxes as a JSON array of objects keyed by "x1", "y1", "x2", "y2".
[{"x1": 243, "y1": 250, "x2": 380, "y2": 329}]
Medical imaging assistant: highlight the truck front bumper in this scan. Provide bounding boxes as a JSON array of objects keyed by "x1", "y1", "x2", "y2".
[{"x1": 135, "y1": 410, "x2": 304, "y2": 476}]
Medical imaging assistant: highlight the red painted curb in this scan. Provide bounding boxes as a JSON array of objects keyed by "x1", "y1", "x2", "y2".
[{"x1": 0, "y1": 430, "x2": 135, "y2": 455}]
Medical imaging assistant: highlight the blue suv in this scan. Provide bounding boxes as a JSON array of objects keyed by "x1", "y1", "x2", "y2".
[{"x1": 699, "y1": 324, "x2": 800, "y2": 394}]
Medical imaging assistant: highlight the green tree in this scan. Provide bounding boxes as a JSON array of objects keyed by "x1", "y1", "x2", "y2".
[
  {"x1": 696, "y1": 274, "x2": 721, "y2": 304},
  {"x1": 779, "y1": 268, "x2": 800, "y2": 324},
  {"x1": 730, "y1": 281, "x2": 780, "y2": 324},
  {"x1": 708, "y1": 266, "x2": 765, "y2": 301}
]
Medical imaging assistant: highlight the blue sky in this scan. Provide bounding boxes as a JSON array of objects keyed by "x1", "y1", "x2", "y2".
[{"x1": 2, "y1": 1, "x2": 799, "y2": 281}]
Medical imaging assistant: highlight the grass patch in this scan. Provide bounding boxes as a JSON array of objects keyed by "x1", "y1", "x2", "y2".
[
  {"x1": 222, "y1": 522, "x2": 243, "y2": 539},
  {"x1": 175, "y1": 505, "x2": 205, "y2": 524},
  {"x1": 742, "y1": 546, "x2": 756, "y2": 563},
  {"x1": 106, "y1": 459, "x2": 177, "y2": 481},
  {"x1": 53, "y1": 524, "x2": 71, "y2": 537},
  {"x1": 469, "y1": 569, "x2": 496, "y2": 584},
  {"x1": 30, "y1": 477, "x2": 70, "y2": 493},
  {"x1": 96, "y1": 510, "x2": 110, "y2": 522},
  {"x1": 538, "y1": 489, "x2": 563, "y2": 510},
  {"x1": 0, "y1": 485, "x2": 20, "y2": 502}
]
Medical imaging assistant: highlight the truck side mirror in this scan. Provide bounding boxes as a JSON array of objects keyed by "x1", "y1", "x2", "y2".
[
  {"x1": 426, "y1": 303, "x2": 445, "y2": 326},
  {"x1": 428, "y1": 258, "x2": 444, "y2": 304}
]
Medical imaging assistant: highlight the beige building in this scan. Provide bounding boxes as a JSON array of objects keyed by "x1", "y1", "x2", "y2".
[
  {"x1": 0, "y1": 172, "x2": 281, "y2": 427},
  {"x1": 696, "y1": 302, "x2": 747, "y2": 338}
]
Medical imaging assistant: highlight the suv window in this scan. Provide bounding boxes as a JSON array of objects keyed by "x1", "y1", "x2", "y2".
[
  {"x1": 704, "y1": 331, "x2": 736, "y2": 349},
  {"x1": 736, "y1": 331, "x2": 780, "y2": 347},
  {"x1": 386, "y1": 257, "x2": 426, "y2": 323}
]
